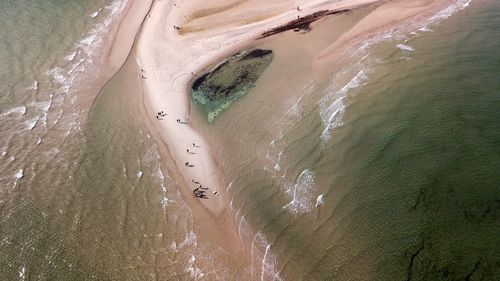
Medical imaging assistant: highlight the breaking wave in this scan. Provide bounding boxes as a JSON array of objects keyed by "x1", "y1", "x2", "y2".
[
  {"x1": 318, "y1": 0, "x2": 473, "y2": 143},
  {"x1": 283, "y1": 169, "x2": 317, "y2": 214}
]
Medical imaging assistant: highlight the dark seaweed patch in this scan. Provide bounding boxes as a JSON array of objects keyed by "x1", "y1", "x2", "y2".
[
  {"x1": 240, "y1": 49, "x2": 273, "y2": 60},
  {"x1": 192, "y1": 73, "x2": 210, "y2": 91},
  {"x1": 260, "y1": 9, "x2": 350, "y2": 38},
  {"x1": 190, "y1": 49, "x2": 273, "y2": 122}
]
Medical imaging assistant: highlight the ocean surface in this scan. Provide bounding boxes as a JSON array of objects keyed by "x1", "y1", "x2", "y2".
[{"x1": 0, "y1": 0, "x2": 499, "y2": 280}]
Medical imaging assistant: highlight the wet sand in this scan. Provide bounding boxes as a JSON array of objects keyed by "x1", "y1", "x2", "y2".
[
  {"x1": 71, "y1": 0, "x2": 153, "y2": 113},
  {"x1": 132, "y1": 0, "x2": 385, "y2": 253},
  {"x1": 107, "y1": 0, "x2": 462, "y2": 265}
]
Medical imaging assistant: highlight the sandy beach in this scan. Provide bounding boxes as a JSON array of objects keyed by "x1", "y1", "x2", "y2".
[
  {"x1": 100, "y1": 0, "x2": 463, "y2": 261},
  {"x1": 132, "y1": 0, "x2": 385, "y2": 252}
]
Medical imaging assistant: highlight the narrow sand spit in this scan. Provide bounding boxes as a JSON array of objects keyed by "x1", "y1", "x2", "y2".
[
  {"x1": 97, "y1": 0, "x2": 153, "y2": 83},
  {"x1": 132, "y1": 0, "x2": 456, "y2": 250}
]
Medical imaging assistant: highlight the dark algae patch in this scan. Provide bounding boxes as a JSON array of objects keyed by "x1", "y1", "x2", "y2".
[
  {"x1": 260, "y1": 9, "x2": 351, "y2": 38},
  {"x1": 190, "y1": 49, "x2": 273, "y2": 122}
]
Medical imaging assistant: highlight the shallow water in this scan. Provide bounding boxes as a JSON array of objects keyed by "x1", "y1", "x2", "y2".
[
  {"x1": 191, "y1": 49, "x2": 274, "y2": 122},
  {"x1": 194, "y1": 0, "x2": 499, "y2": 280},
  {"x1": 1, "y1": 0, "x2": 499, "y2": 280}
]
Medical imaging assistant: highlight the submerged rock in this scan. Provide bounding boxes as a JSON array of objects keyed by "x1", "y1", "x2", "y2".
[{"x1": 190, "y1": 49, "x2": 273, "y2": 122}]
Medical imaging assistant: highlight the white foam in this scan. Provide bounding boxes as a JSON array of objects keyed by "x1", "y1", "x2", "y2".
[
  {"x1": 320, "y1": 96, "x2": 346, "y2": 142},
  {"x1": 252, "y1": 232, "x2": 283, "y2": 281},
  {"x1": 65, "y1": 51, "x2": 77, "y2": 61},
  {"x1": 169, "y1": 241, "x2": 177, "y2": 251},
  {"x1": 27, "y1": 80, "x2": 39, "y2": 90},
  {"x1": 429, "y1": 0, "x2": 472, "y2": 22},
  {"x1": 186, "y1": 254, "x2": 205, "y2": 279},
  {"x1": 283, "y1": 169, "x2": 316, "y2": 214},
  {"x1": 238, "y1": 214, "x2": 251, "y2": 240},
  {"x1": 137, "y1": 171, "x2": 143, "y2": 178},
  {"x1": 418, "y1": 26, "x2": 433, "y2": 32},
  {"x1": 0, "y1": 106, "x2": 27, "y2": 118},
  {"x1": 78, "y1": 1, "x2": 126, "y2": 51},
  {"x1": 415, "y1": 0, "x2": 472, "y2": 33},
  {"x1": 37, "y1": 98, "x2": 53, "y2": 113},
  {"x1": 178, "y1": 231, "x2": 197, "y2": 249},
  {"x1": 155, "y1": 166, "x2": 167, "y2": 194},
  {"x1": 274, "y1": 151, "x2": 283, "y2": 172},
  {"x1": 46, "y1": 67, "x2": 65, "y2": 85},
  {"x1": 316, "y1": 0, "x2": 473, "y2": 145},
  {"x1": 160, "y1": 196, "x2": 171, "y2": 206},
  {"x1": 319, "y1": 69, "x2": 368, "y2": 142},
  {"x1": 90, "y1": 8, "x2": 103, "y2": 18},
  {"x1": 315, "y1": 194, "x2": 325, "y2": 208},
  {"x1": 23, "y1": 117, "x2": 38, "y2": 131},
  {"x1": 265, "y1": 135, "x2": 284, "y2": 174},
  {"x1": 63, "y1": 112, "x2": 80, "y2": 136},
  {"x1": 19, "y1": 266, "x2": 26, "y2": 281},
  {"x1": 45, "y1": 0, "x2": 127, "y2": 114},
  {"x1": 396, "y1": 43, "x2": 415, "y2": 52},
  {"x1": 14, "y1": 169, "x2": 24, "y2": 179}
]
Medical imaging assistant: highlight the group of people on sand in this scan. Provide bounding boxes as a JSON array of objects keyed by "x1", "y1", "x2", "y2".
[
  {"x1": 144, "y1": 63, "x2": 215, "y2": 201},
  {"x1": 191, "y1": 180, "x2": 218, "y2": 199},
  {"x1": 152, "y1": 106, "x2": 187, "y2": 124},
  {"x1": 156, "y1": 110, "x2": 167, "y2": 119},
  {"x1": 184, "y1": 142, "x2": 199, "y2": 167},
  {"x1": 192, "y1": 186, "x2": 208, "y2": 199}
]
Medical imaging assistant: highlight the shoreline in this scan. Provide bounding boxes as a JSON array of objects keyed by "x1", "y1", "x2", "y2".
[
  {"x1": 71, "y1": 0, "x2": 153, "y2": 120},
  {"x1": 132, "y1": 0, "x2": 383, "y2": 253},
  {"x1": 122, "y1": 0, "x2": 469, "y2": 260}
]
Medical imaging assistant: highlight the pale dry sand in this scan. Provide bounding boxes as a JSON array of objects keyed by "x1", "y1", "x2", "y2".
[
  {"x1": 132, "y1": 0, "x2": 382, "y2": 251},
  {"x1": 115, "y1": 0, "x2": 456, "y2": 252}
]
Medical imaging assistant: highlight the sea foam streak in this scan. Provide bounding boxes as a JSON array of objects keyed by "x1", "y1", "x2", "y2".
[
  {"x1": 43, "y1": 0, "x2": 127, "y2": 133},
  {"x1": 23, "y1": 117, "x2": 39, "y2": 131},
  {"x1": 0, "y1": 106, "x2": 27, "y2": 118},
  {"x1": 397, "y1": 43, "x2": 415, "y2": 52},
  {"x1": 250, "y1": 232, "x2": 283, "y2": 281},
  {"x1": 315, "y1": 194, "x2": 325, "y2": 207},
  {"x1": 319, "y1": 68, "x2": 369, "y2": 142},
  {"x1": 283, "y1": 169, "x2": 316, "y2": 214},
  {"x1": 186, "y1": 254, "x2": 205, "y2": 279},
  {"x1": 318, "y1": 0, "x2": 473, "y2": 143},
  {"x1": 90, "y1": 8, "x2": 103, "y2": 18},
  {"x1": 14, "y1": 169, "x2": 24, "y2": 179}
]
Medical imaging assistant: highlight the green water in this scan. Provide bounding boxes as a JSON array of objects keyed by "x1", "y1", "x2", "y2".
[
  {"x1": 191, "y1": 49, "x2": 274, "y2": 122},
  {"x1": 197, "y1": 1, "x2": 499, "y2": 280}
]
